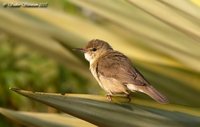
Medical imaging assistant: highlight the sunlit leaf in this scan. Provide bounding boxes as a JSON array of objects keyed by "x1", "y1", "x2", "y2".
[
  {"x1": 127, "y1": 0, "x2": 200, "y2": 40},
  {"x1": 67, "y1": 0, "x2": 200, "y2": 71}
]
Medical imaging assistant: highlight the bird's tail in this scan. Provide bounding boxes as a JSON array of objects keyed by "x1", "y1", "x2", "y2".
[
  {"x1": 142, "y1": 85, "x2": 168, "y2": 104},
  {"x1": 127, "y1": 84, "x2": 168, "y2": 104}
]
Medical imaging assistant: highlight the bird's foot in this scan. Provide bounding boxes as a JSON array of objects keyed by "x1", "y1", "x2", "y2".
[
  {"x1": 126, "y1": 94, "x2": 131, "y2": 103},
  {"x1": 106, "y1": 94, "x2": 112, "y2": 102}
]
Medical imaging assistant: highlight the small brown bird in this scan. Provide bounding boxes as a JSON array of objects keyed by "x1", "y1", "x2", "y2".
[{"x1": 74, "y1": 39, "x2": 168, "y2": 104}]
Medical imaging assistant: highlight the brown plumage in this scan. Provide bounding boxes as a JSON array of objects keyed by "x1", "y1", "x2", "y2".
[{"x1": 75, "y1": 39, "x2": 168, "y2": 104}]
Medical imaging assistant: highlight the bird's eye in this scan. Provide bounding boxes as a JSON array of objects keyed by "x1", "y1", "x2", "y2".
[{"x1": 91, "y1": 48, "x2": 97, "y2": 52}]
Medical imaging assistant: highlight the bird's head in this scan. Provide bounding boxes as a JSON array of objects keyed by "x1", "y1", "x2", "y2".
[{"x1": 74, "y1": 39, "x2": 113, "y2": 63}]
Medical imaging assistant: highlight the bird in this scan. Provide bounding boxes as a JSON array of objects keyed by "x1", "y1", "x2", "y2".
[{"x1": 74, "y1": 39, "x2": 168, "y2": 104}]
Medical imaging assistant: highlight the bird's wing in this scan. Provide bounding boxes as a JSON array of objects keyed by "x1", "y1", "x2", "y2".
[{"x1": 97, "y1": 51, "x2": 148, "y2": 86}]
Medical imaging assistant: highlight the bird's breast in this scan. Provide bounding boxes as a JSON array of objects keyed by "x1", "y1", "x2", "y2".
[
  {"x1": 90, "y1": 63, "x2": 105, "y2": 89},
  {"x1": 90, "y1": 65, "x2": 98, "y2": 81}
]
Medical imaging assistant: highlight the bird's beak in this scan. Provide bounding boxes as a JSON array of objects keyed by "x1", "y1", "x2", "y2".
[{"x1": 72, "y1": 48, "x2": 87, "y2": 53}]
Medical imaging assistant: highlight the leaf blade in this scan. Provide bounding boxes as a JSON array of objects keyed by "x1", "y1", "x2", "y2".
[
  {"x1": 0, "y1": 108, "x2": 96, "y2": 127},
  {"x1": 10, "y1": 88, "x2": 200, "y2": 127}
]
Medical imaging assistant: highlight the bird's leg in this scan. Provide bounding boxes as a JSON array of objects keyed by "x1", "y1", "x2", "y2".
[
  {"x1": 106, "y1": 94, "x2": 112, "y2": 102},
  {"x1": 126, "y1": 94, "x2": 131, "y2": 102}
]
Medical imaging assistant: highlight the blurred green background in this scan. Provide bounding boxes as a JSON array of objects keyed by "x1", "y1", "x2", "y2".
[{"x1": 0, "y1": 0, "x2": 200, "y2": 126}]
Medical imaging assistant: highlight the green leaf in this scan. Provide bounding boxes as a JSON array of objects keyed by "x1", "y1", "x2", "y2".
[
  {"x1": 10, "y1": 88, "x2": 200, "y2": 127},
  {"x1": 0, "y1": 7, "x2": 91, "y2": 79},
  {"x1": 0, "y1": 107, "x2": 96, "y2": 127}
]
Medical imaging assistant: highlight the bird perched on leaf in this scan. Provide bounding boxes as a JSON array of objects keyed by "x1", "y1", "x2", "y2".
[{"x1": 74, "y1": 39, "x2": 168, "y2": 104}]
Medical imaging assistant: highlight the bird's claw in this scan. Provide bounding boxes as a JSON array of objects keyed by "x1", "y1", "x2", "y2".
[
  {"x1": 126, "y1": 94, "x2": 131, "y2": 103},
  {"x1": 106, "y1": 94, "x2": 112, "y2": 102}
]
